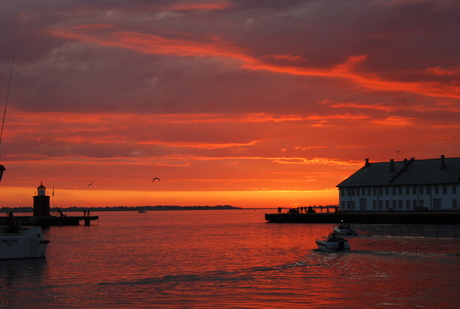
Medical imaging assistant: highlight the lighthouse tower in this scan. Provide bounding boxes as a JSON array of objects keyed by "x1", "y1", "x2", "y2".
[{"x1": 33, "y1": 182, "x2": 50, "y2": 216}]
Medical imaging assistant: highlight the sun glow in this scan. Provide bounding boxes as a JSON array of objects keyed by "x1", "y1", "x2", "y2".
[{"x1": 1, "y1": 186, "x2": 338, "y2": 209}]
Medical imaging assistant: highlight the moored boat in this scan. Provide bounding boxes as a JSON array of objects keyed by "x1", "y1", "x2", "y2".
[
  {"x1": 315, "y1": 232, "x2": 351, "y2": 252},
  {"x1": 0, "y1": 212, "x2": 50, "y2": 260}
]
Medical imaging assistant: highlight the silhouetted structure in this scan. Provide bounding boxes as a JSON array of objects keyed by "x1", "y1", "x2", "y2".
[
  {"x1": 0, "y1": 183, "x2": 99, "y2": 227},
  {"x1": 33, "y1": 182, "x2": 50, "y2": 216},
  {"x1": 264, "y1": 211, "x2": 460, "y2": 224},
  {"x1": 0, "y1": 165, "x2": 5, "y2": 181},
  {"x1": 337, "y1": 155, "x2": 460, "y2": 211}
]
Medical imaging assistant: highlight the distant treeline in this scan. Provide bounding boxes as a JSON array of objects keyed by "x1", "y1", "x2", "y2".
[{"x1": 1, "y1": 205, "x2": 240, "y2": 213}]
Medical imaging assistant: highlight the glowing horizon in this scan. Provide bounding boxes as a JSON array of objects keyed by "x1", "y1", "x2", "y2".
[{"x1": 2, "y1": 186, "x2": 339, "y2": 209}]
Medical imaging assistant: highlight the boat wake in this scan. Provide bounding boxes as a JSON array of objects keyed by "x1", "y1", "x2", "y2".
[{"x1": 348, "y1": 249, "x2": 460, "y2": 259}]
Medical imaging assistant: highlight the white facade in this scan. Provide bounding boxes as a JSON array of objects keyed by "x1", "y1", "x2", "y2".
[
  {"x1": 337, "y1": 156, "x2": 460, "y2": 212},
  {"x1": 339, "y1": 183, "x2": 459, "y2": 211}
]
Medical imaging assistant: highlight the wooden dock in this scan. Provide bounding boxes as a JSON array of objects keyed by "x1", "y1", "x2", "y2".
[
  {"x1": 0, "y1": 215, "x2": 99, "y2": 227},
  {"x1": 265, "y1": 211, "x2": 460, "y2": 224}
]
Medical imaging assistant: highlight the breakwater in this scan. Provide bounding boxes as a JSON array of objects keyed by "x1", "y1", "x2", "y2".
[
  {"x1": 0, "y1": 215, "x2": 99, "y2": 227},
  {"x1": 265, "y1": 211, "x2": 460, "y2": 224}
]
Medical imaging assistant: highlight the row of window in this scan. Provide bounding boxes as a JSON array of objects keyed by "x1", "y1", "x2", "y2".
[
  {"x1": 342, "y1": 199, "x2": 458, "y2": 210},
  {"x1": 341, "y1": 184, "x2": 458, "y2": 197}
]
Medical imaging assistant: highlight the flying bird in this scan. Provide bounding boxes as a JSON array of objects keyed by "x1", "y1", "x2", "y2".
[
  {"x1": 152, "y1": 177, "x2": 161, "y2": 182},
  {"x1": 87, "y1": 181, "x2": 96, "y2": 187}
]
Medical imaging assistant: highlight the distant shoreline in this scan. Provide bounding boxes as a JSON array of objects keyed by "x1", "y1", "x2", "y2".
[{"x1": 1, "y1": 205, "x2": 241, "y2": 213}]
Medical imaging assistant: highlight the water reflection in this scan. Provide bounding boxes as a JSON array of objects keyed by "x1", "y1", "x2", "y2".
[
  {"x1": 1, "y1": 211, "x2": 459, "y2": 308},
  {"x1": 0, "y1": 258, "x2": 47, "y2": 307},
  {"x1": 0, "y1": 258, "x2": 47, "y2": 285}
]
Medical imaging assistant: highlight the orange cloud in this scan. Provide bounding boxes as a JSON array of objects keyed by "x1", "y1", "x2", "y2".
[
  {"x1": 305, "y1": 113, "x2": 370, "y2": 121},
  {"x1": 168, "y1": 0, "x2": 233, "y2": 11},
  {"x1": 70, "y1": 24, "x2": 117, "y2": 31},
  {"x1": 427, "y1": 66, "x2": 458, "y2": 76},
  {"x1": 373, "y1": 116, "x2": 414, "y2": 126},
  {"x1": 47, "y1": 26, "x2": 460, "y2": 100},
  {"x1": 330, "y1": 102, "x2": 399, "y2": 112},
  {"x1": 263, "y1": 54, "x2": 306, "y2": 62},
  {"x1": 138, "y1": 140, "x2": 261, "y2": 150},
  {"x1": 330, "y1": 101, "x2": 460, "y2": 113}
]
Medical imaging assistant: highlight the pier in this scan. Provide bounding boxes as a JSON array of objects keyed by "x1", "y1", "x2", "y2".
[
  {"x1": 0, "y1": 215, "x2": 99, "y2": 227},
  {"x1": 0, "y1": 183, "x2": 99, "y2": 227},
  {"x1": 265, "y1": 211, "x2": 460, "y2": 224}
]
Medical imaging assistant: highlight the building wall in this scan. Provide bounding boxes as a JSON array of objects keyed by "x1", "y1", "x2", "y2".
[
  {"x1": 33, "y1": 195, "x2": 51, "y2": 216},
  {"x1": 339, "y1": 183, "x2": 459, "y2": 211}
]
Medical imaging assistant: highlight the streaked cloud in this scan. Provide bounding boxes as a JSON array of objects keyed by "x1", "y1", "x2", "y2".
[{"x1": 1, "y1": 0, "x2": 458, "y2": 208}]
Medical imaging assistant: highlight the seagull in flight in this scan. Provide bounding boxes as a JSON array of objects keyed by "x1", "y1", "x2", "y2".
[
  {"x1": 152, "y1": 177, "x2": 161, "y2": 182},
  {"x1": 87, "y1": 181, "x2": 96, "y2": 187}
]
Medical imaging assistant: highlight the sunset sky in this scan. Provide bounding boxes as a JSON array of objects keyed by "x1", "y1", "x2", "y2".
[{"x1": 1, "y1": 0, "x2": 459, "y2": 209}]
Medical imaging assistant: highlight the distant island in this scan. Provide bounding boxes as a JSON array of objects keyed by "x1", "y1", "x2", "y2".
[{"x1": 2, "y1": 205, "x2": 240, "y2": 213}]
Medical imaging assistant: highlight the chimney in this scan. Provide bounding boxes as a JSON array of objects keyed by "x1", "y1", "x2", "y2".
[
  {"x1": 403, "y1": 158, "x2": 408, "y2": 170},
  {"x1": 390, "y1": 159, "x2": 395, "y2": 172},
  {"x1": 440, "y1": 154, "x2": 446, "y2": 169},
  {"x1": 365, "y1": 158, "x2": 370, "y2": 167}
]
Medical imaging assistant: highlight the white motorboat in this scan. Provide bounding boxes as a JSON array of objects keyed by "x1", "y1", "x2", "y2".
[
  {"x1": 315, "y1": 233, "x2": 351, "y2": 252},
  {"x1": 0, "y1": 213, "x2": 50, "y2": 260},
  {"x1": 0, "y1": 226, "x2": 50, "y2": 260},
  {"x1": 333, "y1": 224, "x2": 358, "y2": 236}
]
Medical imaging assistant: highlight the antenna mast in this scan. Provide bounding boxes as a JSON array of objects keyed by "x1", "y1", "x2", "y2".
[
  {"x1": 0, "y1": 58, "x2": 14, "y2": 181},
  {"x1": 0, "y1": 58, "x2": 14, "y2": 154}
]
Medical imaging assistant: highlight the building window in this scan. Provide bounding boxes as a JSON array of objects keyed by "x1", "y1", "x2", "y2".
[
  {"x1": 361, "y1": 187, "x2": 366, "y2": 196},
  {"x1": 367, "y1": 187, "x2": 371, "y2": 195},
  {"x1": 392, "y1": 200, "x2": 397, "y2": 209},
  {"x1": 373, "y1": 187, "x2": 377, "y2": 196},
  {"x1": 398, "y1": 200, "x2": 403, "y2": 210},
  {"x1": 385, "y1": 187, "x2": 389, "y2": 195},
  {"x1": 406, "y1": 200, "x2": 411, "y2": 210},
  {"x1": 373, "y1": 200, "x2": 377, "y2": 210},
  {"x1": 426, "y1": 186, "x2": 431, "y2": 194},
  {"x1": 453, "y1": 199, "x2": 458, "y2": 209},
  {"x1": 420, "y1": 186, "x2": 424, "y2": 195},
  {"x1": 435, "y1": 186, "x2": 439, "y2": 194},
  {"x1": 385, "y1": 200, "x2": 390, "y2": 209},
  {"x1": 378, "y1": 187, "x2": 383, "y2": 195},
  {"x1": 419, "y1": 200, "x2": 424, "y2": 209},
  {"x1": 442, "y1": 186, "x2": 447, "y2": 194},
  {"x1": 378, "y1": 200, "x2": 383, "y2": 210},
  {"x1": 398, "y1": 187, "x2": 402, "y2": 195},
  {"x1": 392, "y1": 187, "x2": 397, "y2": 195},
  {"x1": 453, "y1": 185, "x2": 457, "y2": 194},
  {"x1": 406, "y1": 186, "x2": 410, "y2": 195},
  {"x1": 413, "y1": 200, "x2": 417, "y2": 209},
  {"x1": 412, "y1": 186, "x2": 417, "y2": 195}
]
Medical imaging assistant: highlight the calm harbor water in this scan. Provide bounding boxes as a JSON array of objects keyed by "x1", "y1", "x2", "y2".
[{"x1": 1, "y1": 209, "x2": 459, "y2": 308}]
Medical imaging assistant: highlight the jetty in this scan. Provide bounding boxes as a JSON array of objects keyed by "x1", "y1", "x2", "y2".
[
  {"x1": 1, "y1": 183, "x2": 99, "y2": 227},
  {"x1": 0, "y1": 215, "x2": 99, "y2": 227},
  {"x1": 265, "y1": 211, "x2": 460, "y2": 224}
]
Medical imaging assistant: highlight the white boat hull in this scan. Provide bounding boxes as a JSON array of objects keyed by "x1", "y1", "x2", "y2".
[
  {"x1": 316, "y1": 239, "x2": 351, "y2": 252},
  {"x1": 0, "y1": 227, "x2": 50, "y2": 260},
  {"x1": 333, "y1": 227, "x2": 358, "y2": 236}
]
